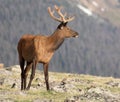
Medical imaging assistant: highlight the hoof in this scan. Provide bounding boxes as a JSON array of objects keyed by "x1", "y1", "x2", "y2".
[
  {"x1": 26, "y1": 87, "x2": 30, "y2": 90},
  {"x1": 47, "y1": 87, "x2": 50, "y2": 91}
]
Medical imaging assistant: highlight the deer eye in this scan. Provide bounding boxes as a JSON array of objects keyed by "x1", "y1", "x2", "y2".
[{"x1": 67, "y1": 28, "x2": 70, "y2": 30}]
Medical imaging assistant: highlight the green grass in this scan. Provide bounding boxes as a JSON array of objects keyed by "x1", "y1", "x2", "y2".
[
  {"x1": 5, "y1": 89, "x2": 73, "y2": 102},
  {"x1": 1, "y1": 68, "x2": 120, "y2": 102}
]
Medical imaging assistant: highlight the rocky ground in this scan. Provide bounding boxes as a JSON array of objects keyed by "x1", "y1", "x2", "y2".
[{"x1": 0, "y1": 65, "x2": 120, "y2": 102}]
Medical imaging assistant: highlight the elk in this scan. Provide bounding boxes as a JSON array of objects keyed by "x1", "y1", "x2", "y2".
[{"x1": 17, "y1": 5, "x2": 79, "y2": 90}]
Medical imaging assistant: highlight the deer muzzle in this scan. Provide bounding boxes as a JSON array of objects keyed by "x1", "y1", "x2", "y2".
[{"x1": 73, "y1": 32, "x2": 79, "y2": 38}]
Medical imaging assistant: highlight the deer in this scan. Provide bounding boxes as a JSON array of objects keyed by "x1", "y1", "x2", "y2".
[{"x1": 17, "y1": 5, "x2": 79, "y2": 91}]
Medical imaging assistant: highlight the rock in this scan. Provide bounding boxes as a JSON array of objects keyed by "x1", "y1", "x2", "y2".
[
  {"x1": 84, "y1": 87, "x2": 120, "y2": 101},
  {"x1": 70, "y1": 78, "x2": 93, "y2": 85},
  {"x1": 105, "y1": 81, "x2": 120, "y2": 87},
  {"x1": 37, "y1": 83, "x2": 41, "y2": 86},
  {"x1": 36, "y1": 82, "x2": 44, "y2": 88},
  {"x1": 60, "y1": 81, "x2": 66, "y2": 85},
  {"x1": 64, "y1": 97, "x2": 76, "y2": 102},
  {"x1": 0, "y1": 78, "x2": 5, "y2": 85},
  {"x1": 0, "y1": 69, "x2": 12, "y2": 76},
  {"x1": 11, "y1": 83, "x2": 16, "y2": 88},
  {"x1": 17, "y1": 91, "x2": 27, "y2": 96},
  {"x1": 35, "y1": 78, "x2": 41, "y2": 82},
  {"x1": 5, "y1": 65, "x2": 20, "y2": 73},
  {"x1": 65, "y1": 87, "x2": 120, "y2": 102},
  {"x1": 51, "y1": 84, "x2": 65, "y2": 93},
  {"x1": 51, "y1": 82, "x2": 78, "y2": 94}
]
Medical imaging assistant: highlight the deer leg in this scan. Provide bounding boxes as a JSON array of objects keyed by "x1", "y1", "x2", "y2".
[
  {"x1": 26, "y1": 60, "x2": 37, "y2": 90},
  {"x1": 24, "y1": 62, "x2": 32, "y2": 90},
  {"x1": 43, "y1": 63, "x2": 49, "y2": 90},
  {"x1": 21, "y1": 71, "x2": 24, "y2": 90},
  {"x1": 19, "y1": 57, "x2": 25, "y2": 90}
]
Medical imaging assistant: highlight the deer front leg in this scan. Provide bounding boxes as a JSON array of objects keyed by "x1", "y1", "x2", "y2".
[{"x1": 43, "y1": 63, "x2": 49, "y2": 90}]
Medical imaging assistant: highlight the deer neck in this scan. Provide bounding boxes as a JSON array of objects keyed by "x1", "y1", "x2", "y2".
[{"x1": 48, "y1": 31, "x2": 64, "y2": 51}]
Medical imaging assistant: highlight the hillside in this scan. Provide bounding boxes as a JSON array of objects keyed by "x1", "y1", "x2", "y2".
[
  {"x1": 0, "y1": 0, "x2": 120, "y2": 77},
  {"x1": 0, "y1": 65, "x2": 120, "y2": 102},
  {"x1": 75, "y1": 0, "x2": 120, "y2": 27}
]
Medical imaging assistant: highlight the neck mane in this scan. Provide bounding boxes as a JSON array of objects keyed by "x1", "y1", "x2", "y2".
[{"x1": 47, "y1": 30, "x2": 64, "y2": 51}]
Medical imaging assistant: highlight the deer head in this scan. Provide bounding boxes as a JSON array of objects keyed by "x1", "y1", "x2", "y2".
[{"x1": 48, "y1": 5, "x2": 79, "y2": 38}]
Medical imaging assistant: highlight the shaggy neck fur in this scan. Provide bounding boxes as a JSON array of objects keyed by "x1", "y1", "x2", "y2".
[{"x1": 47, "y1": 30, "x2": 64, "y2": 51}]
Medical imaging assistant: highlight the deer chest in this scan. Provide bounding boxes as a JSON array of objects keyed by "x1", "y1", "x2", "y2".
[
  {"x1": 35, "y1": 48, "x2": 54, "y2": 63},
  {"x1": 34, "y1": 37, "x2": 54, "y2": 63}
]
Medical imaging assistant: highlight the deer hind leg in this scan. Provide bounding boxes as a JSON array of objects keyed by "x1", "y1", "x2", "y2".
[
  {"x1": 19, "y1": 57, "x2": 25, "y2": 90},
  {"x1": 43, "y1": 63, "x2": 49, "y2": 90},
  {"x1": 24, "y1": 62, "x2": 33, "y2": 90},
  {"x1": 26, "y1": 60, "x2": 37, "y2": 90}
]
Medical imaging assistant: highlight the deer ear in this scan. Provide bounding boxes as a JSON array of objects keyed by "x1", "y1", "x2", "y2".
[
  {"x1": 64, "y1": 22, "x2": 68, "y2": 26},
  {"x1": 57, "y1": 22, "x2": 67, "y2": 29},
  {"x1": 57, "y1": 22, "x2": 64, "y2": 29}
]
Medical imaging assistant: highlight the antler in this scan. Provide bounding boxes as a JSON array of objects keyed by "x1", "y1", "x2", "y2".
[{"x1": 48, "y1": 5, "x2": 75, "y2": 23}]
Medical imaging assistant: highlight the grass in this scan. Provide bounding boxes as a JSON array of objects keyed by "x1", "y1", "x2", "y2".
[
  {"x1": 2, "y1": 89, "x2": 73, "y2": 102},
  {"x1": 0, "y1": 70, "x2": 78, "y2": 101},
  {"x1": 0, "y1": 67, "x2": 120, "y2": 102}
]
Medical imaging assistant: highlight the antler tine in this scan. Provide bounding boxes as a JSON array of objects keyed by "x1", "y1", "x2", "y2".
[
  {"x1": 54, "y1": 5, "x2": 66, "y2": 23},
  {"x1": 54, "y1": 5, "x2": 75, "y2": 22},
  {"x1": 65, "y1": 16, "x2": 75, "y2": 22},
  {"x1": 54, "y1": 5, "x2": 67, "y2": 17},
  {"x1": 48, "y1": 5, "x2": 75, "y2": 23},
  {"x1": 48, "y1": 7, "x2": 63, "y2": 22}
]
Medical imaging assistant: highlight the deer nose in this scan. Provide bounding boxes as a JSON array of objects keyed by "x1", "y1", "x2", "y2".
[{"x1": 73, "y1": 32, "x2": 79, "y2": 38}]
